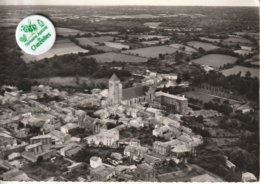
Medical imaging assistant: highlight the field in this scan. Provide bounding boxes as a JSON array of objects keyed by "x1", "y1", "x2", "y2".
[
  {"x1": 187, "y1": 41, "x2": 219, "y2": 51},
  {"x1": 199, "y1": 37, "x2": 221, "y2": 43},
  {"x1": 221, "y1": 66, "x2": 259, "y2": 78},
  {"x1": 86, "y1": 52, "x2": 147, "y2": 63},
  {"x1": 191, "y1": 54, "x2": 237, "y2": 69},
  {"x1": 222, "y1": 36, "x2": 253, "y2": 46},
  {"x1": 76, "y1": 37, "x2": 98, "y2": 47},
  {"x1": 88, "y1": 36, "x2": 114, "y2": 44},
  {"x1": 144, "y1": 22, "x2": 162, "y2": 28},
  {"x1": 21, "y1": 39, "x2": 89, "y2": 63},
  {"x1": 122, "y1": 46, "x2": 179, "y2": 58},
  {"x1": 56, "y1": 27, "x2": 87, "y2": 36},
  {"x1": 169, "y1": 44, "x2": 197, "y2": 54}
]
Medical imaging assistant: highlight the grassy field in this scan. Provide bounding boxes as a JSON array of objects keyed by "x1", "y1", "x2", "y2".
[
  {"x1": 21, "y1": 39, "x2": 89, "y2": 63},
  {"x1": 187, "y1": 41, "x2": 219, "y2": 51},
  {"x1": 221, "y1": 66, "x2": 259, "y2": 78},
  {"x1": 222, "y1": 36, "x2": 253, "y2": 46},
  {"x1": 169, "y1": 43, "x2": 197, "y2": 54},
  {"x1": 122, "y1": 46, "x2": 179, "y2": 58},
  {"x1": 191, "y1": 54, "x2": 237, "y2": 69},
  {"x1": 86, "y1": 52, "x2": 147, "y2": 63},
  {"x1": 76, "y1": 37, "x2": 98, "y2": 47},
  {"x1": 199, "y1": 37, "x2": 221, "y2": 43},
  {"x1": 88, "y1": 36, "x2": 114, "y2": 44},
  {"x1": 56, "y1": 27, "x2": 87, "y2": 36}
]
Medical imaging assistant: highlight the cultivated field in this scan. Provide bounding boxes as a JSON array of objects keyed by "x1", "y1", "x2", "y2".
[
  {"x1": 222, "y1": 36, "x2": 253, "y2": 46},
  {"x1": 86, "y1": 52, "x2": 147, "y2": 63},
  {"x1": 169, "y1": 44, "x2": 197, "y2": 53},
  {"x1": 199, "y1": 37, "x2": 221, "y2": 43},
  {"x1": 76, "y1": 37, "x2": 98, "y2": 47},
  {"x1": 187, "y1": 41, "x2": 219, "y2": 51},
  {"x1": 21, "y1": 39, "x2": 89, "y2": 63},
  {"x1": 221, "y1": 66, "x2": 259, "y2": 78},
  {"x1": 56, "y1": 27, "x2": 87, "y2": 36},
  {"x1": 191, "y1": 54, "x2": 237, "y2": 69},
  {"x1": 88, "y1": 36, "x2": 114, "y2": 44},
  {"x1": 122, "y1": 46, "x2": 179, "y2": 58}
]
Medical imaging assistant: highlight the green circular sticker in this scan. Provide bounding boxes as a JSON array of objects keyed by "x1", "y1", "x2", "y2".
[{"x1": 16, "y1": 15, "x2": 56, "y2": 55}]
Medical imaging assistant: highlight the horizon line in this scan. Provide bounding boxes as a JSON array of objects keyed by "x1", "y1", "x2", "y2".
[{"x1": 0, "y1": 4, "x2": 259, "y2": 7}]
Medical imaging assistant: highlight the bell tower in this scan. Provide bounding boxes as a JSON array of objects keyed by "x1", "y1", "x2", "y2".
[{"x1": 108, "y1": 74, "x2": 122, "y2": 104}]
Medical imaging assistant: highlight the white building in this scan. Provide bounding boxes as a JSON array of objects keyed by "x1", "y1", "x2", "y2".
[{"x1": 90, "y1": 156, "x2": 103, "y2": 168}]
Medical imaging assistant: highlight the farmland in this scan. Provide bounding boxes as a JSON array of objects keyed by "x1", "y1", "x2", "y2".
[
  {"x1": 222, "y1": 36, "x2": 253, "y2": 46},
  {"x1": 199, "y1": 37, "x2": 221, "y2": 43},
  {"x1": 21, "y1": 39, "x2": 89, "y2": 63},
  {"x1": 88, "y1": 36, "x2": 114, "y2": 44},
  {"x1": 122, "y1": 46, "x2": 179, "y2": 58},
  {"x1": 221, "y1": 66, "x2": 259, "y2": 78},
  {"x1": 76, "y1": 37, "x2": 98, "y2": 47},
  {"x1": 191, "y1": 54, "x2": 237, "y2": 69},
  {"x1": 169, "y1": 44, "x2": 197, "y2": 53},
  {"x1": 86, "y1": 52, "x2": 147, "y2": 63},
  {"x1": 56, "y1": 27, "x2": 87, "y2": 37},
  {"x1": 187, "y1": 41, "x2": 219, "y2": 51}
]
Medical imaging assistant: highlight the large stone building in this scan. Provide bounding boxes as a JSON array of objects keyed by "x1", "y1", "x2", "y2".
[
  {"x1": 107, "y1": 74, "x2": 188, "y2": 114},
  {"x1": 107, "y1": 74, "x2": 154, "y2": 106}
]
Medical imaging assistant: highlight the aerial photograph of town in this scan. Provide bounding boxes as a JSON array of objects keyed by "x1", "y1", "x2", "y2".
[{"x1": 0, "y1": 0, "x2": 259, "y2": 182}]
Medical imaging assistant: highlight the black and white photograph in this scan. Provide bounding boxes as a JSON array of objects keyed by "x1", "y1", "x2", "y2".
[{"x1": 0, "y1": 0, "x2": 259, "y2": 182}]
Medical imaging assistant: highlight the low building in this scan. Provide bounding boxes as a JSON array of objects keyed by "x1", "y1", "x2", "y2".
[
  {"x1": 241, "y1": 172, "x2": 257, "y2": 182},
  {"x1": 135, "y1": 163, "x2": 155, "y2": 181},
  {"x1": 124, "y1": 145, "x2": 148, "y2": 161},
  {"x1": 84, "y1": 129, "x2": 119, "y2": 147},
  {"x1": 0, "y1": 169, "x2": 33, "y2": 181},
  {"x1": 90, "y1": 165, "x2": 115, "y2": 181},
  {"x1": 60, "y1": 123, "x2": 79, "y2": 134},
  {"x1": 190, "y1": 174, "x2": 222, "y2": 182},
  {"x1": 30, "y1": 135, "x2": 52, "y2": 145},
  {"x1": 90, "y1": 156, "x2": 103, "y2": 168}
]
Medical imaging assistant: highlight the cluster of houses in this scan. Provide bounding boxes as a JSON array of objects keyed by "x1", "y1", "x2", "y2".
[{"x1": 0, "y1": 77, "x2": 257, "y2": 182}]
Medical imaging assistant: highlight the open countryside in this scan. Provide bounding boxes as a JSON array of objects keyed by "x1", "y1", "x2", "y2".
[
  {"x1": 221, "y1": 66, "x2": 259, "y2": 78},
  {"x1": 191, "y1": 54, "x2": 238, "y2": 69},
  {"x1": 122, "y1": 46, "x2": 179, "y2": 58},
  {"x1": 86, "y1": 52, "x2": 147, "y2": 63},
  {"x1": 21, "y1": 39, "x2": 89, "y2": 63}
]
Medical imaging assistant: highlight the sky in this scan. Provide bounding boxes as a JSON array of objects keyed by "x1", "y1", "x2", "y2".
[{"x1": 0, "y1": 0, "x2": 259, "y2": 6}]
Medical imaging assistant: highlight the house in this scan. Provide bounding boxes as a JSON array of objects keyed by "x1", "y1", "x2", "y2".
[
  {"x1": 90, "y1": 156, "x2": 103, "y2": 168},
  {"x1": 153, "y1": 139, "x2": 186, "y2": 156},
  {"x1": 60, "y1": 123, "x2": 79, "y2": 134},
  {"x1": 241, "y1": 172, "x2": 257, "y2": 182},
  {"x1": 111, "y1": 152, "x2": 123, "y2": 161},
  {"x1": 0, "y1": 169, "x2": 33, "y2": 181},
  {"x1": 190, "y1": 174, "x2": 222, "y2": 182},
  {"x1": 124, "y1": 145, "x2": 148, "y2": 161},
  {"x1": 135, "y1": 163, "x2": 155, "y2": 181},
  {"x1": 84, "y1": 128, "x2": 119, "y2": 147},
  {"x1": 30, "y1": 135, "x2": 52, "y2": 145},
  {"x1": 60, "y1": 143, "x2": 81, "y2": 157},
  {"x1": 90, "y1": 165, "x2": 115, "y2": 181},
  {"x1": 22, "y1": 142, "x2": 56, "y2": 163},
  {"x1": 47, "y1": 130, "x2": 71, "y2": 144}
]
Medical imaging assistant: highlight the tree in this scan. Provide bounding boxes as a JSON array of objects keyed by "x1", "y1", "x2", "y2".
[{"x1": 176, "y1": 74, "x2": 182, "y2": 85}]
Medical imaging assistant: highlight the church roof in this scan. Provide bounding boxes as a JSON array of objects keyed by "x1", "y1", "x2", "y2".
[
  {"x1": 110, "y1": 73, "x2": 120, "y2": 81},
  {"x1": 122, "y1": 86, "x2": 149, "y2": 100}
]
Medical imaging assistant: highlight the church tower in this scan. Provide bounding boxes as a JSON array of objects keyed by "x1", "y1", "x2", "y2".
[{"x1": 108, "y1": 74, "x2": 122, "y2": 104}]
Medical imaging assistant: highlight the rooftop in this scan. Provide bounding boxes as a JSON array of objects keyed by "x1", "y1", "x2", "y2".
[
  {"x1": 110, "y1": 73, "x2": 120, "y2": 82},
  {"x1": 122, "y1": 86, "x2": 149, "y2": 100}
]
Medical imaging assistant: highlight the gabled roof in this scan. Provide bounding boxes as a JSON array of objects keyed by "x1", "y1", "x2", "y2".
[
  {"x1": 110, "y1": 74, "x2": 120, "y2": 82},
  {"x1": 122, "y1": 86, "x2": 149, "y2": 100}
]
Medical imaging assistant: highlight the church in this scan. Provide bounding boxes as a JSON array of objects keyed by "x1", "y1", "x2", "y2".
[
  {"x1": 107, "y1": 74, "x2": 188, "y2": 114},
  {"x1": 107, "y1": 74, "x2": 154, "y2": 106}
]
